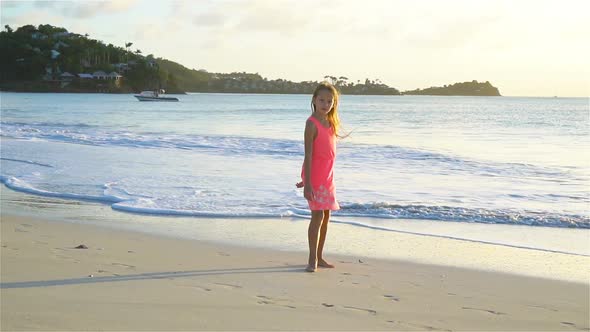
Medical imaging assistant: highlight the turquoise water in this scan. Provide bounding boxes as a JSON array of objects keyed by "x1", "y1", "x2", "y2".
[{"x1": 1, "y1": 93, "x2": 588, "y2": 230}]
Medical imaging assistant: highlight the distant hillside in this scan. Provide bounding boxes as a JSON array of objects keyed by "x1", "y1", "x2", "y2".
[
  {"x1": 0, "y1": 24, "x2": 164, "y2": 93},
  {"x1": 1, "y1": 24, "x2": 499, "y2": 96},
  {"x1": 403, "y1": 81, "x2": 501, "y2": 96},
  {"x1": 156, "y1": 60, "x2": 401, "y2": 95},
  {"x1": 0, "y1": 24, "x2": 400, "y2": 95}
]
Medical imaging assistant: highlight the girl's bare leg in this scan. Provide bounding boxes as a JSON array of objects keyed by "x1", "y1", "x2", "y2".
[
  {"x1": 307, "y1": 210, "x2": 324, "y2": 272},
  {"x1": 317, "y1": 210, "x2": 335, "y2": 268}
]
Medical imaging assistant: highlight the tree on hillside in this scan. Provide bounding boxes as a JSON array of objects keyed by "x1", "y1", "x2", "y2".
[
  {"x1": 324, "y1": 75, "x2": 337, "y2": 85},
  {"x1": 337, "y1": 76, "x2": 348, "y2": 86},
  {"x1": 125, "y1": 42, "x2": 133, "y2": 61}
]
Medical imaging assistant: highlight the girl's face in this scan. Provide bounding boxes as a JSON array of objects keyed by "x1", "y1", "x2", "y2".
[{"x1": 313, "y1": 90, "x2": 334, "y2": 117}]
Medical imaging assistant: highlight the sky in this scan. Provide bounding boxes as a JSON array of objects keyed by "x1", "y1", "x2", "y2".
[{"x1": 1, "y1": 0, "x2": 589, "y2": 97}]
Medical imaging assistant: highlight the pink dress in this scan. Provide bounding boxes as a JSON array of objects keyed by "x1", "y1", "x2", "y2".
[{"x1": 301, "y1": 116, "x2": 340, "y2": 211}]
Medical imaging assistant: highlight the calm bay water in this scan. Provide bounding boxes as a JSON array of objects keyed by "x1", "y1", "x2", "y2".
[{"x1": 1, "y1": 92, "x2": 589, "y2": 230}]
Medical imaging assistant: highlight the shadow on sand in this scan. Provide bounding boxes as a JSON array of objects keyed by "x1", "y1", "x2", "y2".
[{"x1": 1, "y1": 265, "x2": 306, "y2": 289}]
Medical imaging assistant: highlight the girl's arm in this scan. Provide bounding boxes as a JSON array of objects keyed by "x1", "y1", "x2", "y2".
[{"x1": 303, "y1": 119, "x2": 317, "y2": 200}]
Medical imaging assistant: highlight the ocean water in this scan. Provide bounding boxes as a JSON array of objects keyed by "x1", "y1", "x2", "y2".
[{"x1": 1, "y1": 93, "x2": 589, "y2": 248}]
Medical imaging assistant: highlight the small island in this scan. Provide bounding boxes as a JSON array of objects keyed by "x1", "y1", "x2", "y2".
[
  {"x1": 402, "y1": 81, "x2": 501, "y2": 96},
  {"x1": 0, "y1": 24, "x2": 500, "y2": 96}
]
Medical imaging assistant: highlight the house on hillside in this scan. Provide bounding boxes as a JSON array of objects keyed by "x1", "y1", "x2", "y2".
[
  {"x1": 92, "y1": 71, "x2": 108, "y2": 80},
  {"x1": 108, "y1": 72, "x2": 122, "y2": 80},
  {"x1": 108, "y1": 72, "x2": 123, "y2": 87},
  {"x1": 60, "y1": 72, "x2": 75, "y2": 81}
]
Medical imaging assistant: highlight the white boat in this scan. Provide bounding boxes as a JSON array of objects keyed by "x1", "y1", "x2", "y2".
[{"x1": 134, "y1": 90, "x2": 179, "y2": 102}]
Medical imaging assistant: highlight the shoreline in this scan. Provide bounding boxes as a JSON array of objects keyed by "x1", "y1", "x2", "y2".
[
  {"x1": 2, "y1": 213, "x2": 589, "y2": 330},
  {"x1": 3, "y1": 90, "x2": 588, "y2": 98},
  {"x1": 2, "y1": 186, "x2": 589, "y2": 284}
]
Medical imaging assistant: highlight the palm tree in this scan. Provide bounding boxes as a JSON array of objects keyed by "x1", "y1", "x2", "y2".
[
  {"x1": 337, "y1": 76, "x2": 349, "y2": 86},
  {"x1": 124, "y1": 42, "x2": 133, "y2": 62},
  {"x1": 323, "y1": 75, "x2": 337, "y2": 85}
]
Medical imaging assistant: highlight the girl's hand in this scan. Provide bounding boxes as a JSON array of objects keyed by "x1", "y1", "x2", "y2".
[
  {"x1": 295, "y1": 181, "x2": 304, "y2": 188},
  {"x1": 304, "y1": 186, "x2": 314, "y2": 201}
]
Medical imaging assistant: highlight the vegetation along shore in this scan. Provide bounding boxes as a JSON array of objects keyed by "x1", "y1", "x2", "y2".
[{"x1": 0, "y1": 24, "x2": 501, "y2": 96}]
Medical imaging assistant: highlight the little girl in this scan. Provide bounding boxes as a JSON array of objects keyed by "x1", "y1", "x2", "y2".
[{"x1": 296, "y1": 82, "x2": 342, "y2": 272}]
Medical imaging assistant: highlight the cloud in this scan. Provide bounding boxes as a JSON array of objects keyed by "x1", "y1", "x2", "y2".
[
  {"x1": 188, "y1": 0, "x2": 317, "y2": 36},
  {"x1": 235, "y1": 0, "x2": 311, "y2": 35}
]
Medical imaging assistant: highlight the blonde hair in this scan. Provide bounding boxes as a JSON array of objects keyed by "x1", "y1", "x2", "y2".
[{"x1": 311, "y1": 81, "x2": 343, "y2": 137}]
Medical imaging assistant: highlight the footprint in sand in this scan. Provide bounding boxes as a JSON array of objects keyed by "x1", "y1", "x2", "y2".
[
  {"x1": 322, "y1": 303, "x2": 376, "y2": 315},
  {"x1": 462, "y1": 306, "x2": 506, "y2": 316},
  {"x1": 383, "y1": 294, "x2": 400, "y2": 302},
  {"x1": 343, "y1": 306, "x2": 377, "y2": 315},
  {"x1": 560, "y1": 322, "x2": 589, "y2": 330},
  {"x1": 256, "y1": 295, "x2": 296, "y2": 309}
]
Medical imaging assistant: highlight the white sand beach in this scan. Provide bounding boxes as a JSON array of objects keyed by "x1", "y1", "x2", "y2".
[{"x1": 1, "y1": 206, "x2": 589, "y2": 330}]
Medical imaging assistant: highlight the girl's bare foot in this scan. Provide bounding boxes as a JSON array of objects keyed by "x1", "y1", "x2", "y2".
[
  {"x1": 306, "y1": 258, "x2": 317, "y2": 272},
  {"x1": 318, "y1": 259, "x2": 335, "y2": 268}
]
